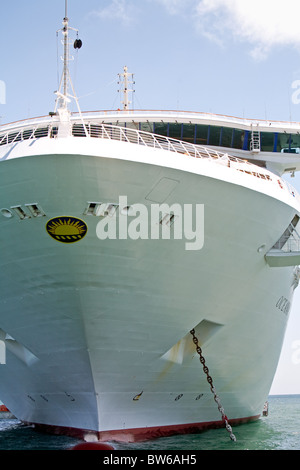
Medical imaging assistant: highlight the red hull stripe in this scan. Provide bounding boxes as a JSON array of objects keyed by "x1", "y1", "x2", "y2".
[
  {"x1": 0, "y1": 405, "x2": 9, "y2": 412},
  {"x1": 29, "y1": 415, "x2": 260, "y2": 443}
]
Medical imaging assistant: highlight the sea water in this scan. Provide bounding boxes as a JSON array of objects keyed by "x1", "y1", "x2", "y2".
[{"x1": 0, "y1": 395, "x2": 299, "y2": 451}]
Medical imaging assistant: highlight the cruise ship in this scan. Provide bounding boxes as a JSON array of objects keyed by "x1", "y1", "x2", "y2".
[{"x1": 1, "y1": 6, "x2": 300, "y2": 444}]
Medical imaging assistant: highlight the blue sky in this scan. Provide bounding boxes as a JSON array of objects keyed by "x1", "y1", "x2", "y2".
[{"x1": 1, "y1": 0, "x2": 300, "y2": 394}]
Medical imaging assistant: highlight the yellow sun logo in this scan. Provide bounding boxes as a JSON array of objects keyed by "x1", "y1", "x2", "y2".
[{"x1": 46, "y1": 216, "x2": 88, "y2": 243}]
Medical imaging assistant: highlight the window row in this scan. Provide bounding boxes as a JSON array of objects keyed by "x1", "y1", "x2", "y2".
[{"x1": 109, "y1": 121, "x2": 300, "y2": 153}]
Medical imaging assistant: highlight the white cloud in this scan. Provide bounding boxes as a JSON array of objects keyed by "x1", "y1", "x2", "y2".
[
  {"x1": 89, "y1": 0, "x2": 137, "y2": 27},
  {"x1": 153, "y1": 0, "x2": 192, "y2": 15},
  {"x1": 156, "y1": 0, "x2": 300, "y2": 60}
]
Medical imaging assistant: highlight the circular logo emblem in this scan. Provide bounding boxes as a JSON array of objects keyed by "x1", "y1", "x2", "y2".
[{"x1": 46, "y1": 216, "x2": 87, "y2": 243}]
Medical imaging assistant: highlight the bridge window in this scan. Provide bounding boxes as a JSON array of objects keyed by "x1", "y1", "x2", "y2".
[
  {"x1": 208, "y1": 126, "x2": 222, "y2": 146},
  {"x1": 168, "y1": 123, "x2": 182, "y2": 140},
  {"x1": 140, "y1": 122, "x2": 154, "y2": 133},
  {"x1": 140, "y1": 121, "x2": 300, "y2": 154},
  {"x1": 221, "y1": 127, "x2": 234, "y2": 148},
  {"x1": 277, "y1": 132, "x2": 299, "y2": 153},
  {"x1": 287, "y1": 133, "x2": 300, "y2": 153},
  {"x1": 154, "y1": 122, "x2": 168, "y2": 136},
  {"x1": 182, "y1": 124, "x2": 196, "y2": 143},
  {"x1": 195, "y1": 124, "x2": 209, "y2": 146},
  {"x1": 232, "y1": 129, "x2": 246, "y2": 150},
  {"x1": 261, "y1": 132, "x2": 275, "y2": 152},
  {"x1": 125, "y1": 122, "x2": 139, "y2": 130}
]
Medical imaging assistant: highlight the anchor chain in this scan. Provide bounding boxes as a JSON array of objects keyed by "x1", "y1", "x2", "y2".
[{"x1": 190, "y1": 329, "x2": 236, "y2": 442}]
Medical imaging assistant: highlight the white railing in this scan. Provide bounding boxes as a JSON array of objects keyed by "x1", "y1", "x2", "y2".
[
  {"x1": 73, "y1": 121, "x2": 226, "y2": 160},
  {"x1": 71, "y1": 121, "x2": 272, "y2": 176},
  {"x1": 275, "y1": 236, "x2": 300, "y2": 253},
  {"x1": 0, "y1": 118, "x2": 253, "y2": 165},
  {"x1": 0, "y1": 124, "x2": 53, "y2": 145},
  {"x1": 1, "y1": 118, "x2": 299, "y2": 201}
]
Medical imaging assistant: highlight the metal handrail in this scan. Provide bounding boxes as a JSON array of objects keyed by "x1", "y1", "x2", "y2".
[
  {"x1": 276, "y1": 236, "x2": 300, "y2": 253},
  {"x1": 0, "y1": 125, "x2": 52, "y2": 145},
  {"x1": 0, "y1": 119, "x2": 248, "y2": 163},
  {"x1": 70, "y1": 121, "x2": 268, "y2": 169},
  {"x1": 1, "y1": 119, "x2": 299, "y2": 201}
]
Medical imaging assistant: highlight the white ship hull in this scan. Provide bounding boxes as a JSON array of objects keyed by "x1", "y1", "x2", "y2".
[{"x1": 0, "y1": 135, "x2": 299, "y2": 442}]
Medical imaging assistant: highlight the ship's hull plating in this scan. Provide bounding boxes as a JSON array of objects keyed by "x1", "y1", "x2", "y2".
[{"x1": 0, "y1": 139, "x2": 298, "y2": 442}]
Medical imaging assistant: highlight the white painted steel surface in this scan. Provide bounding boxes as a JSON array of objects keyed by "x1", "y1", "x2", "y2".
[{"x1": 0, "y1": 130, "x2": 299, "y2": 439}]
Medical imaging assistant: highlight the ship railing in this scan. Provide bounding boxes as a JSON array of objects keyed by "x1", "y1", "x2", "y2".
[
  {"x1": 0, "y1": 125, "x2": 55, "y2": 145},
  {"x1": 0, "y1": 119, "x2": 259, "y2": 168},
  {"x1": 72, "y1": 121, "x2": 267, "y2": 169},
  {"x1": 86, "y1": 122, "x2": 300, "y2": 205},
  {"x1": 74, "y1": 121, "x2": 294, "y2": 187},
  {"x1": 273, "y1": 236, "x2": 300, "y2": 253},
  {"x1": 266, "y1": 217, "x2": 300, "y2": 266},
  {"x1": 272, "y1": 214, "x2": 300, "y2": 252},
  {"x1": 1, "y1": 119, "x2": 300, "y2": 201},
  {"x1": 0, "y1": 119, "x2": 282, "y2": 174},
  {"x1": 73, "y1": 121, "x2": 221, "y2": 159}
]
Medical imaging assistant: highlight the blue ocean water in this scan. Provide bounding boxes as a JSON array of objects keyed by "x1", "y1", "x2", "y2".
[{"x1": 0, "y1": 395, "x2": 299, "y2": 451}]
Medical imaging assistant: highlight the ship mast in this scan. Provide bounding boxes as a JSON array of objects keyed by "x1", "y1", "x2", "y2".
[
  {"x1": 62, "y1": 0, "x2": 69, "y2": 105},
  {"x1": 54, "y1": 0, "x2": 85, "y2": 136},
  {"x1": 118, "y1": 66, "x2": 135, "y2": 110}
]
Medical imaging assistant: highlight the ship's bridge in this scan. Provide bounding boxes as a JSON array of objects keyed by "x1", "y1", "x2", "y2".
[
  {"x1": 72, "y1": 109, "x2": 300, "y2": 176},
  {"x1": 1, "y1": 109, "x2": 300, "y2": 176}
]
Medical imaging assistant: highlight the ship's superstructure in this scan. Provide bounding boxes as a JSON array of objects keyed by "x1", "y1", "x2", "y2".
[{"x1": 0, "y1": 4, "x2": 300, "y2": 443}]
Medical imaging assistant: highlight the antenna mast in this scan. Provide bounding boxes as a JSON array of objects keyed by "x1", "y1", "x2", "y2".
[
  {"x1": 55, "y1": 0, "x2": 82, "y2": 112},
  {"x1": 62, "y1": 1, "x2": 69, "y2": 104},
  {"x1": 118, "y1": 66, "x2": 135, "y2": 110},
  {"x1": 54, "y1": 0, "x2": 85, "y2": 136}
]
